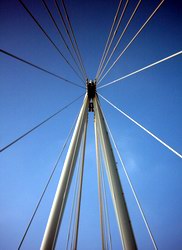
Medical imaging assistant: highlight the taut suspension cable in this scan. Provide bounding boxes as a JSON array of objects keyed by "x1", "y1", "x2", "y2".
[
  {"x1": 95, "y1": 0, "x2": 123, "y2": 80},
  {"x1": 97, "y1": 0, "x2": 142, "y2": 83},
  {"x1": 41, "y1": 0, "x2": 85, "y2": 82},
  {"x1": 0, "y1": 94, "x2": 84, "y2": 153},
  {"x1": 98, "y1": 50, "x2": 182, "y2": 89},
  {"x1": 97, "y1": 0, "x2": 129, "y2": 81},
  {"x1": 0, "y1": 49, "x2": 84, "y2": 89},
  {"x1": 61, "y1": 0, "x2": 88, "y2": 80},
  {"x1": 103, "y1": 113, "x2": 158, "y2": 250},
  {"x1": 98, "y1": 0, "x2": 165, "y2": 84},
  {"x1": 17, "y1": 114, "x2": 78, "y2": 249},
  {"x1": 55, "y1": 0, "x2": 87, "y2": 81},
  {"x1": 18, "y1": 0, "x2": 84, "y2": 83},
  {"x1": 99, "y1": 94, "x2": 182, "y2": 159}
]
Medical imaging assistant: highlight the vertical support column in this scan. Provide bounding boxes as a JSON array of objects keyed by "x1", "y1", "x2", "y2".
[
  {"x1": 72, "y1": 117, "x2": 88, "y2": 250},
  {"x1": 94, "y1": 120, "x2": 106, "y2": 250},
  {"x1": 94, "y1": 96, "x2": 137, "y2": 250},
  {"x1": 41, "y1": 95, "x2": 89, "y2": 250}
]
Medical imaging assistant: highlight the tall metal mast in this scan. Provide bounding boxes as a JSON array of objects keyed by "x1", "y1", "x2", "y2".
[
  {"x1": 94, "y1": 95, "x2": 137, "y2": 250},
  {"x1": 41, "y1": 95, "x2": 88, "y2": 250},
  {"x1": 72, "y1": 119, "x2": 88, "y2": 250},
  {"x1": 41, "y1": 81, "x2": 137, "y2": 249},
  {"x1": 95, "y1": 120, "x2": 107, "y2": 250}
]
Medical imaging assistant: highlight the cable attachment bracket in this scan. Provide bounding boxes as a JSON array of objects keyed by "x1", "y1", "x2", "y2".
[{"x1": 86, "y1": 80, "x2": 96, "y2": 112}]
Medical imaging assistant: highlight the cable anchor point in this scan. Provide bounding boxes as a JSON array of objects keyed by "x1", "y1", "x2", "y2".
[{"x1": 86, "y1": 79, "x2": 96, "y2": 112}]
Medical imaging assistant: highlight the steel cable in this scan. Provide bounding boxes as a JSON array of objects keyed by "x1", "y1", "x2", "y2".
[
  {"x1": 0, "y1": 94, "x2": 84, "y2": 153},
  {"x1": 17, "y1": 114, "x2": 78, "y2": 249},
  {"x1": 98, "y1": 0, "x2": 165, "y2": 84},
  {"x1": 0, "y1": 49, "x2": 84, "y2": 89},
  {"x1": 103, "y1": 113, "x2": 158, "y2": 250},
  {"x1": 61, "y1": 0, "x2": 88, "y2": 80},
  {"x1": 95, "y1": 0, "x2": 123, "y2": 80},
  {"x1": 41, "y1": 0, "x2": 85, "y2": 82},
  {"x1": 97, "y1": 0, "x2": 129, "y2": 81},
  {"x1": 18, "y1": 0, "x2": 84, "y2": 83},
  {"x1": 99, "y1": 93, "x2": 182, "y2": 159},
  {"x1": 55, "y1": 0, "x2": 87, "y2": 81},
  {"x1": 98, "y1": 50, "x2": 182, "y2": 89},
  {"x1": 97, "y1": 0, "x2": 142, "y2": 83}
]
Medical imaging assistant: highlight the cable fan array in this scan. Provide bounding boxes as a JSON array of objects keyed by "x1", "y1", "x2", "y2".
[{"x1": 0, "y1": 0, "x2": 181, "y2": 249}]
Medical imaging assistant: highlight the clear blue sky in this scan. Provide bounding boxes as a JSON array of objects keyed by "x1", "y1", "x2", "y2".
[{"x1": 0, "y1": 0, "x2": 182, "y2": 249}]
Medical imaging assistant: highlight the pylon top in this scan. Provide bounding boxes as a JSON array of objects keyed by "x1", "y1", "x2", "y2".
[
  {"x1": 86, "y1": 80, "x2": 96, "y2": 99},
  {"x1": 86, "y1": 80, "x2": 96, "y2": 112}
]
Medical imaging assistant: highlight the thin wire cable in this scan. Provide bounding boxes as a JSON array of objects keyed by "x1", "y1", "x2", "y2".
[
  {"x1": 95, "y1": 0, "x2": 123, "y2": 80},
  {"x1": 55, "y1": 0, "x2": 87, "y2": 81},
  {"x1": 98, "y1": 50, "x2": 182, "y2": 89},
  {"x1": 55, "y1": 0, "x2": 86, "y2": 81},
  {"x1": 61, "y1": 0, "x2": 88, "y2": 80},
  {"x1": 18, "y1": 0, "x2": 84, "y2": 83},
  {"x1": 100, "y1": 147, "x2": 113, "y2": 250},
  {"x1": 97, "y1": 0, "x2": 129, "y2": 81},
  {"x1": 0, "y1": 94, "x2": 84, "y2": 153},
  {"x1": 0, "y1": 49, "x2": 84, "y2": 89},
  {"x1": 41, "y1": 0, "x2": 85, "y2": 82},
  {"x1": 17, "y1": 115, "x2": 77, "y2": 250},
  {"x1": 103, "y1": 114, "x2": 158, "y2": 250},
  {"x1": 99, "y1": 93, "x2": 182, "y2": 159},
  {"x1": 98, "y1": 0, "x2": 165, "y2": 84},
  {"x1": 97, "y1": 0, "x2": 142, "y2": 84}
]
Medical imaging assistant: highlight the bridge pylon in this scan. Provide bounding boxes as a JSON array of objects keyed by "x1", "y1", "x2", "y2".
[{"x1": 41, "y1": 83, "x2": 137, "y2": 250}]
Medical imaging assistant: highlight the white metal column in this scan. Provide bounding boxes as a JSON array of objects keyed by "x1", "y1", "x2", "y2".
[
  {"x1": 94, "y1": 96, "x2": 137, "y2": 250},
  {"x1": 95, "y1": 120, "x2": 106, "y2": 250},
  {"x1": 41, "y1": 95, "x2": 89, "y2": 250},
  {"x1": 72, "y1": 117, "x2": 88, "y2": 250}
]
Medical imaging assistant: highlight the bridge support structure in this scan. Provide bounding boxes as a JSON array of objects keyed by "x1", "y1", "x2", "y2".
[
  {"x1": 94, "y1": 96, "x2": 137, "y2": 250},
  {"x1": 41, "y1": 95, "x2": 88, "y2": 250},
  {"x1": 41, "y1": 83, "x2": 137, "y2": 250}
]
